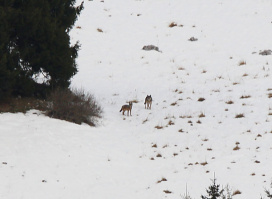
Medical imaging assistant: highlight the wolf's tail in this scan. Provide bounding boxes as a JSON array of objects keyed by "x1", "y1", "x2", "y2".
[{"x1": 119, "y1": 108, "x2": 122, "y2": 112}]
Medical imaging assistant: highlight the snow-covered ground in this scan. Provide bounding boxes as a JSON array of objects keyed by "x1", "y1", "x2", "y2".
[{"x1": 1, "y1": 0, "x2": 272, "y2": 198}]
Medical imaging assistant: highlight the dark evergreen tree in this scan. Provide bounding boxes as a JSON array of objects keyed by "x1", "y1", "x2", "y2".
[
  {"x1": 264, "y1": 189, "x2": 272, "y2": 199},
  {"x1": 0, "y1": 0, "x2": 83, "y2": 99},
  {"x1": 0, "y1": 0, "x2": 19, "y2": 100},
  {"x1": 201, "y1": 178, "x2": 224, "y2": 199}
]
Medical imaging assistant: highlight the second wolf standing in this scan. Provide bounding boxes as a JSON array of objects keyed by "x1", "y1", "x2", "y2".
[
  {"x1": 144, "y1": 95, "x2": 152, "y2": 109},
  {"x1": 120, "y1": 102, "x2": 133, "y2": 116}
]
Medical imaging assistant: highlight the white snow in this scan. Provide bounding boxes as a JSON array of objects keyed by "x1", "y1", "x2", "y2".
[{"x1": 1, "y1": 0, "x2": 272, "y2": 198}]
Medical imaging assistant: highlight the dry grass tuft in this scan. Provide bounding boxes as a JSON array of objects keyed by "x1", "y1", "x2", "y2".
[
  {"x1": 240, "y1": 95, "x2": 251, "y2": 99},
  {"x1": 142, "y1": 118, "x2": 148, "y2": 124},
  {"x1": 156, "y1": 153, "x2": 162, "y2": 158},
  {"x1": 152, "y1": 144, "x2": 157, "y2": 148},
  {"x1": 178, "y1": 129, "x2": 184, "y2": 133},
  {"x1": 168, "y1": 120, "x2": 175, "y2": 125},
  {"x1": 243, "y1": 73, "x2": 248, "y2": 77},
  {"x1": 235, "y1": 113, "x2": 244, "y2": 118},
  {"x1": 198, "y1": 97, "x2": 205, "y2": 102},
  {"x1": 232, "y1": 190, "x2": 242, "y2": 195},
  {"x1": 200, "y1": 161, "x2": 208, "y2": 166},
  {"x1": 157, "y1": 178, "x2": 167, "y2": 183},
  {"x1": 238, "y1": 60, "x2": 246, "y2": 66},
  {"x1": 178, "y1": 67, "x2": 185, "y2": 70},
  {"x1": 155, "y1": 125, "x2": 163, "y2": 129},
  {"x1": 226, "y1": 100, "x2": 234, "y2": 104},
  {"x1": 169, "y1": 22, "x2": 177, "y2": 28},
  {"x1": 179, "y1": 115, "x2": 192, "y2": 119},
  {"x1": 199, "y1": 112, "x2": 205, "y2": 118},
  {"x1": 0, "y1": 97, "x2": 47, "y2": 113},
  {"x1": 97, "y1": 28, "x2": 103, "y2": 32},
  {"x1": 233, "y1": 145, "x2": 240, "y2": 150},
  {"x1": 163, "y1": 190, "x2": 172, "y2": 194}
]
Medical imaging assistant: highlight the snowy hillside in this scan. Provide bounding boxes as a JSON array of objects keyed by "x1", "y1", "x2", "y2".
[{"x1": 1, "y1": 0, "x2": 272, "y2": 198}]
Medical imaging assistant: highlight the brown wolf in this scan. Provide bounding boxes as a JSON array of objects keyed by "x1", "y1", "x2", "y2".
[
  {"x1": 144, "y1": 95, "x2": 152, "y2": 109},
  {"x1": 120, "y1": 102, "x2": 133, "y2": 116}
]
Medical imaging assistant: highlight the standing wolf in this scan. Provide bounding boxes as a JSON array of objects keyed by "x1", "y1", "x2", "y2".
[
  {"x1": 144, "y1": 95, "x2": 152, "y2": 109},
  {"x1": 120, "y1": 102, "x2": 133, "y2": 116}
]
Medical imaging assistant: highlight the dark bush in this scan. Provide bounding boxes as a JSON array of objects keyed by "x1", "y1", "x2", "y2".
[
  {"x1": 201, "y1": 178, "x2": 224, "y2": 199},
  {"x1": 0, "y1": 97, "x2": 47, "y2": 113},
  {"x1": 47, "y1": 88, "x2": 102, "y2": 126}
]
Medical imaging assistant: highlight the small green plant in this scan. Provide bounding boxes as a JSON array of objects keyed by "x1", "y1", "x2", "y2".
[{"x1": 201, "y1": 178, "x2": 224, "y2": 199}]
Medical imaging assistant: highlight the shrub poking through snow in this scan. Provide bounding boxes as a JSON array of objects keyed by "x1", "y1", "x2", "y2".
[
  {"x1": 157, "y1": 177, "x2": 167, "y2": 183},
  {"x1": 188, "y1": 37, "x2": 198, "y2": 41},
  {"x1": 199, "y1": 112, "x2": 206, "y2": 118},
  {"x1": 155, "y1": 125, "x2": 163, "y2": 129},
  {"x1": 97, "y1": 28, "x2": 103, "y2": 32},
  {"x1": 142, "y1": 45, "x2": 161, "y2": 52},
  {"x1": 259, "y1": 50, "x2": 272, "y2": 56},
  {"x1": 238, "y1": 60, "x2": 246, "y2": 66},
  {"x1": 47, "y1": 88, "x2": 102, "y2": 126},
  {"x1": 198, "y1": 97, "x2": 205, "y2": 102},
  {"x1": 0, "y1": 97, "x2": 47, "y2": 113},
  {"x1": 163, "y1": 190, "x2": 172, "y2": 194},
  {"x1": 232, "y1": 190, "x2": 241, "y2": 196},
  {"x1": 233, "y1": 145, "x2": 240, "y2": 151},
  {"x1": 169, "y1": 22, "x2": 177, "y2": 28},
  {"x1": 235, "y1": 113, "x2": 244, "y2": 118},
  {"x1": 240, "y1": 95, "x2": 251, "y2": 99},
  {"x1": 263, "y1": 188, "x2": 272, "y2": 198},
  {"x1": 201, "y1": 178, "x2": 224, "y2": 199},
  {"x1": 226, "y1": 100, "x2": 234, "y2": 104}
]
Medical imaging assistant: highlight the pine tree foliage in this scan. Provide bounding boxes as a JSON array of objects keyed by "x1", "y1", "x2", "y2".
[
  {"x1": 201, "y1": 178, "x2": 224, "y2": 199},
  {"x1": 0, "y1": 0, "x2": 83, "y2": 99},
  {"x1": 264, "y1": 189, "x2": 272, "y2": 199}
]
